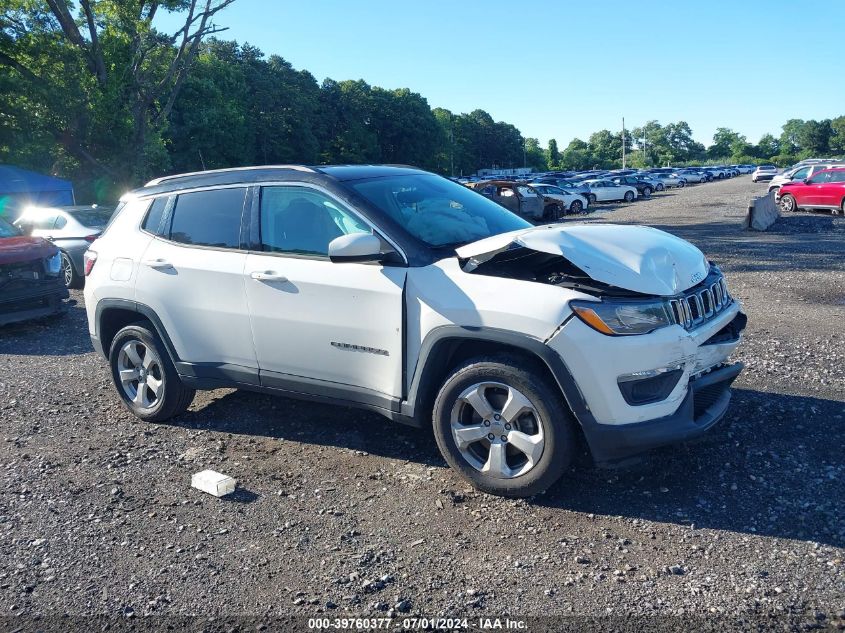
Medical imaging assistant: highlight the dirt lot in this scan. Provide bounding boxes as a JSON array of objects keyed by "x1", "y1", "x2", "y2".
[{"x1": 1, "y1": 176, "x2": 843, "y2": 630}]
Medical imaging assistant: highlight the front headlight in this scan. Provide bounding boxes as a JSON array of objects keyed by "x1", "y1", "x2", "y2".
[
  {"x1": 45, "y1": 252, "x2": 62, "y2": 276},
  {"x1": 570, "y1": 299, "x2": 673, "y2": 336}
]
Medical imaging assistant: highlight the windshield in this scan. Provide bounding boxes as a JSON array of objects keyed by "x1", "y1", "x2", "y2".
[
  {"x1": 0, "y1": 217, "x2": 22, "y2": 237},
  {"x1": 349, "y1": 174, "x2": 531, "y2": 248},
  {"x1": 70, "y1": 208, "x2": 113, "y2": 227}
]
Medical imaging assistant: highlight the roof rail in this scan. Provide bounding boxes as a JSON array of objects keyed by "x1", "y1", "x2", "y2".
[{"x1": 144, "y1": 165, "x2": 316, "y2": 187}]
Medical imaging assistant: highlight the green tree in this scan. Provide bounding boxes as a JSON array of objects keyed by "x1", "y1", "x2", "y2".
[
  {"x1": 588, "y1": 129, "x2": 622, "y2": 168},
  {"x1": 0, "y1": 0, "x2": 235, "y2": 198},
  {"x1": 547, "y1": 138, "x2": 560, "y2": 168},
  {"x1": 829, "y1": 117, "x2": 845, "y2": 155},
  {"x1": 779, "y1": 119, "x2": 805, "y2": 155},
  {"x1": 795, "y1": 119, "x2": 831, "y2": 156},
  {"x1": 754, "y1": 133, "x2": 780, "y2": 159},
  {"x1": 709, "y1": 128, "x2": 745, "y2": 160},
  {"x1": 524, "y1": 138, "x2": 547, "y2": 172}
]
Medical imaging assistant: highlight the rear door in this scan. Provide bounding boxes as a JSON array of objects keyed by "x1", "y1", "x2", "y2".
[
  {"x1": 816, "y1": 170, "x2": 845, "y2": 207},
  {"x1": 134, "y1": 187, "x2": 257, "y2": 374},
  {"x1": 803, "y1": 171, "x2": 834, "y2": 206},
  {"x1": 244, "y1": 184, "x2": 406, "y2": 398}
]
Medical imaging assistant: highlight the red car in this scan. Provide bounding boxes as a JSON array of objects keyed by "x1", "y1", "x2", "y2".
[
  {"x1": 777, "y1": 167, "x2": 845, "y2": 214},
  {"x1": 0, "y1": 216, "x2": 69, "y2": 326}
]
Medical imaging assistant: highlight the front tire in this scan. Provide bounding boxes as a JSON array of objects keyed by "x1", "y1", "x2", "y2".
[
  {"x1": 61, "y1": 252, "x2": 83, "y2": 289},
  {"x1": 569, "y1": 199, "x2": 583, "y2": 214},
  {"x1": 779, "y1": 193, "x2": 797, "y2": 213},
  {"x1": 432, "y1": 356, "x2": 575, "y2": 498},
  {"x1": 587, "y1": 193, "x2": 597, "y2": 205},
  {"x1": 623, "y1": 190, "x2": 635, "y2": 202},
  {"x1": 109, "y1": 322, "x2": 196, "y2": 422}
]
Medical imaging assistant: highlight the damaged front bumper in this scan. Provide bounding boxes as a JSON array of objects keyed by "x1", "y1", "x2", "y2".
[
  {"x1": 548, "y1": 301, "x2": 747, "y2": 463},
  {"x1": 0, "y1": 277, "x2": 69, "y2": 326}
]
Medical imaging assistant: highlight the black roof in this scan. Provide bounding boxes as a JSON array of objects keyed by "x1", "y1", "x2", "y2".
[{"x1": 130, "y1": 164, "x2": 427, "y2": 198}]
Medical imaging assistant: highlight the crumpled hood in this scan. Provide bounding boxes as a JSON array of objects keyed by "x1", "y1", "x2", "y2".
[
  {"x1": 455, "y1": 224, "x2": 710, "y2": 296},
  {"x1": 0, "y1": 236, "x2": 58, "y2": 265}
]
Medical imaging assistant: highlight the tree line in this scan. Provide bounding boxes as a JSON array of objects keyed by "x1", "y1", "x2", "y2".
[{"x1": 2, "y1": 2, "x2": 844, "y2": 203}]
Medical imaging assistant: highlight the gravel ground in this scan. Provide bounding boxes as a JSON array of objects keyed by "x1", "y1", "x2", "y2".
[{"x1": 0, "y1": 176, "x2": 843, "y2": 631}]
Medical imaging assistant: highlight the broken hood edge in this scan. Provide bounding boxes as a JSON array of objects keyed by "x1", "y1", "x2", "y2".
[{"x1": 456, "y1": 224, "x2": 710, "y2": 296}]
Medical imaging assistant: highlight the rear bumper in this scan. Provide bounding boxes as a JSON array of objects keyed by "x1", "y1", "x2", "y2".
[
  {"x1": 580, "y1": 362, "x2": 743, "y2": 463},
  {"x1": 0, "y1": 281, "x2": 69, "y2": 326}
]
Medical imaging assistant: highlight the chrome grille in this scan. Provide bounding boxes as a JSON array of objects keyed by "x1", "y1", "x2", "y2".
[{"x1": 668, "y1": 275, "x2": 731, "y2": 330}]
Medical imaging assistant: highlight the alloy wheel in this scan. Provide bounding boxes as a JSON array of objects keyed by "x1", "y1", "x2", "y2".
[
  {"x1": 61, "y1": 253, "x2": 73, "y2": 287},
  {"x1": 117, "y1": 339, "x2": 164, "y2": 409},
  {"x1": 450, "y1": 382, "x2": 545, "y2": 479},
  {"x1": 779, "y1": 195, "x2": 796, "y2": 213}
]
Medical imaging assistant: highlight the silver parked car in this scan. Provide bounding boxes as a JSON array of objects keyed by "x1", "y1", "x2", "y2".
[{"x1": 14, "y1": 205, "x2": 114, "y2": 288}]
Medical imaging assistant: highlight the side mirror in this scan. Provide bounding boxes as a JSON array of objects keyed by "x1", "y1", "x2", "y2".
[
  {"x1": 803, "y1": 178, "x2": 811, "y2": 185},
  {"x1": 328, "y1": 233, "x2": 383, "y2": 263}
]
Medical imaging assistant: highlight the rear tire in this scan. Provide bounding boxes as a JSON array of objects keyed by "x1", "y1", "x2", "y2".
[
  {"x1": 587, "y1": 193, "x2": 597, "y2": 205},
  {"x1": 61, "y1": 252, "x2": 83, "y2": 289},
  {"x1": 623, "y1": 190, "x2": 635, "y2": 202},
  {"x1": 642, "y1": 187, "x2": 652, "y2": 197},
  {"x1": 544, "y1": 204, "x2": 563, "y2": 222},
  {"x1": 432, "y1": 355, "x2": 576, "y2": 498},
  {"x1": 109, "y1": 322, "x2": 196, "y2": 422},
  {"x1": 656, "y1": 183, "x2": 664, "y2": 192}
]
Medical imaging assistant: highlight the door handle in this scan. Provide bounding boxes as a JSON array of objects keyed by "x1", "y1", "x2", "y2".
[
  {"x1": 250, "y1": 271, "x2": 288, "y2": 282},
  {"x1": 142, "y1": 258, "x2": 174, "y2": 270}
]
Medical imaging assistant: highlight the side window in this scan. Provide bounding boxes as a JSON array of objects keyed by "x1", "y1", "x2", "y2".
[
  {"x1": 259, "y1": 186, "x2": 370, "y2": 257},
  {"x1": 30, "y1": 212, "x2": 58, "y2": 230},
  {"x1": 54, "y1": 215, "x2": 67, "y2": 229},
  {"x1": 830, "y1": 171, "x2": 845, "y2": 183},
  {"x1": 168, "y1": 188, "x2": 245, "y2": 248},
  {"x1": 793, "y1": 167, "x2": 810, "y2": 179},
  {"x1": 809, "y1": 171, "x2": 833, "y2": 185},
  {"x1": 142, "y1": 196, "x2": 169, "y2": 235}
]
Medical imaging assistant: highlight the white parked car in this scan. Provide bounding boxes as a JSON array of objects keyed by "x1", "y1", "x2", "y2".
[
  {"x1": 751, "y1": 165, "x2": 778, "y2": 182},
  {"x1": 582, "y1": 179, "x2": 638, "y2": 203},
  {"x1": 529, "y1": 183, "x2": 589, "y2": 214},
  {"x1": 83, "y1": 165, "x2": 746, "y2": 498},
  {"x1": 677, "y1": 169, "x2": 708, "y2": 183},
  {"x1": 656, "y1": 173, "x2": 687, "y2": 188}
]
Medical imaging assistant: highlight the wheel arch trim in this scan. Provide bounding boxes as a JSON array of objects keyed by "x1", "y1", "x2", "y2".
[
  {"x1": 94, "y1": 298, "x2": 182, "y2": 365},
  {"x1": 403, "y1": 325, "x2": 591, "y2": 426}
]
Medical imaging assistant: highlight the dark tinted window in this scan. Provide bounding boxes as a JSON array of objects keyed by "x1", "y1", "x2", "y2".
[
  {"x1": 70, "y1": 208, "x2": 113, "y2": 227},
  {"x1": 829, "y1": 171, "x2": 845, "y2": 183},
  {"x1": 142, "y1": 197, "x2": 169, "y2": 235},
  {"x1": 168, "y1": 188, "x2": 245, "y2": 248}
]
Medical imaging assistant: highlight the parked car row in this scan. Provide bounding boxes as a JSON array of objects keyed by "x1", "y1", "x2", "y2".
[{"x1": 463, "y1": 164, "x2": 758, "y2": 221}]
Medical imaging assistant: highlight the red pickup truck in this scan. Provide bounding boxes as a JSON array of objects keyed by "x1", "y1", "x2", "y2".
[{"x1": 0, "y1": 216, "x2": 69, "y2": 326}]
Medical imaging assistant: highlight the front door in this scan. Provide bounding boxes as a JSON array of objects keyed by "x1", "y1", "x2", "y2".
[{"x1": 244, "y1": 185, "x2": 406, "y2": 398}]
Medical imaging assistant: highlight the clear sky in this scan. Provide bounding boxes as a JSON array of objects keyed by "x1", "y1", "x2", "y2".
[{"x1": 156, "y1": 0, "x2": 845, "y2": 148}]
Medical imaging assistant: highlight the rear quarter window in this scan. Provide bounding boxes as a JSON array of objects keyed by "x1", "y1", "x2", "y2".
[{"x1": 167, "y1": 188, "x2": 246, "y2": 249}]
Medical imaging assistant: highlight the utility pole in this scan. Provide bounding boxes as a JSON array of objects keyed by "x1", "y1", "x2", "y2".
[
  {"x1": 622, "y1": 117, "x2": 626, "y2": 169},
  {"x1": 449, "y1": 114, "x2": 454, "y2": 177}
]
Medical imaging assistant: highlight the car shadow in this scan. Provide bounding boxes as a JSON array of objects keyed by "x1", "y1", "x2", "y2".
[{"x1": 171, "y1": 386, "x2": 844, "y2": 547}]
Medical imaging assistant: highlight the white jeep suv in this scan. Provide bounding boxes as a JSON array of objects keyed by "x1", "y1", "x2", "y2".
[{"x1": 84, "y1": 166, "x2": 746, "y2": 497}]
